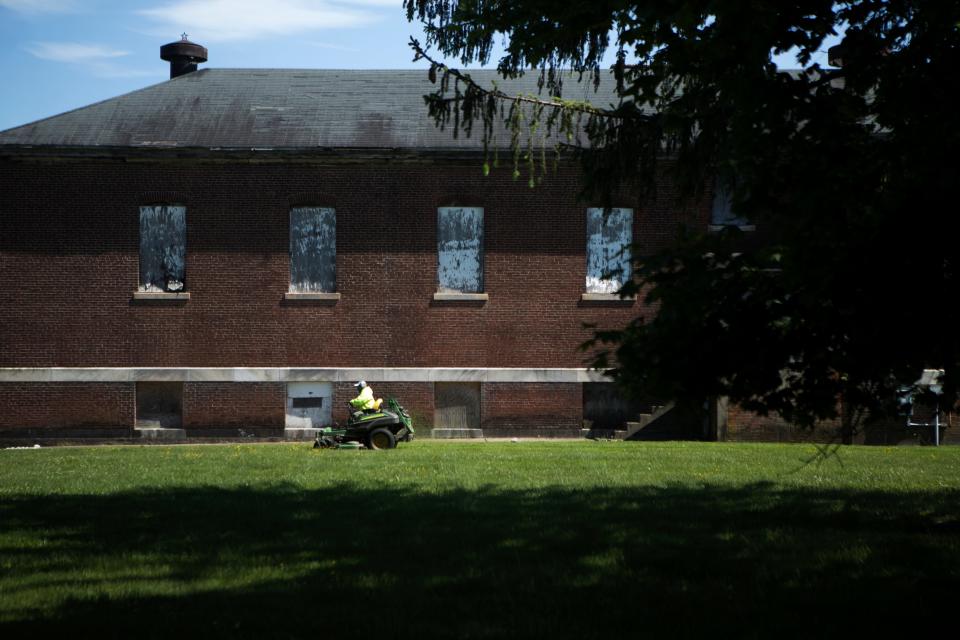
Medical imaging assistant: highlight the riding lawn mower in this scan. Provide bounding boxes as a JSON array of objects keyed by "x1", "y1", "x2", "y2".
[{"x1": 313, "y1": 397, "x2": 414, "y2": 450}]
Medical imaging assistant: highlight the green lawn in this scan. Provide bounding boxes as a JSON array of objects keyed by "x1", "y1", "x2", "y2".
[{"x1": 1, "y1": 441, "x2": 959, "y2": 638}]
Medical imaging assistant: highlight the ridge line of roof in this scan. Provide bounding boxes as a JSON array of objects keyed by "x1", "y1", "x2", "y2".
[{"x1": 197, "y1": 68, "x2": 608, "y2": 72}]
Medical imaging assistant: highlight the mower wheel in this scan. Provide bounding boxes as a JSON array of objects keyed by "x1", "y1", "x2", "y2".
[{"x1": 367, "y1": 428, "x2": 397, "y2": 450}]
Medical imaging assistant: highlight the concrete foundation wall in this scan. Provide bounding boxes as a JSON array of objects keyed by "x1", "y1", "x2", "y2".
[
  {"x1": 723, "y1": 404, "x2": 958, "y2": 445},
  {"x1": 724, "y1": 406, "x2": 843, "y2": 443},
  {"x1": 1, "y1": 378, "x2": 954, "y2": 444},
  {"x1": 0, "y1": 382, "x2": 134, "y2": 432},
  {"x1": 182, "y1": 382, "x2": 286, "y2": 434},
  {"x1": 481, "y1": 383, "x2": 583, "y2": 437}
]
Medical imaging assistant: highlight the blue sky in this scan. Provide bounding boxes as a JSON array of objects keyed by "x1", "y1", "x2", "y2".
[
  {"x1": 0, "y1": 0, "x2": 440, "y2": 130},
  {"x1": 0, "y1": 1, "x2": 838, "y2": 132}
]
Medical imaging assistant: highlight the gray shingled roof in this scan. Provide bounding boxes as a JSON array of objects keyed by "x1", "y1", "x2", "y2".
[{"x1": 0, "y1": 69, "x2": 622, "y2": 151}]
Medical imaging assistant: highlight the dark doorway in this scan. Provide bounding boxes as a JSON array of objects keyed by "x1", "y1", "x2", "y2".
[
  {"x1": 582, "y1": 383, "x2": 646, "y2": 430},
  {"x1": 136, "y1": 382, "x2": 183, "y2": 428}
]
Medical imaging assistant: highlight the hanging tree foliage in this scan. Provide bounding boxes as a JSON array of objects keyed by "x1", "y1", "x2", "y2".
[
  {"x1": 410, "y1": 37, "x2": 657, "y2": 197},
  {"x1": 405, "y1": 0, "x2": 960, "y2": 442}
]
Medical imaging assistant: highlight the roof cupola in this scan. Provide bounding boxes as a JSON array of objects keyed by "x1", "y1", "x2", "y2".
[{"x1": 160, "y1": 34, "x2": 207, "y2": 79}]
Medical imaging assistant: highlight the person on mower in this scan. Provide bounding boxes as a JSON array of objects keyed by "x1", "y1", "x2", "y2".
[{"x1": 350, "y1": 380, "x2": 382, "y2": 412}]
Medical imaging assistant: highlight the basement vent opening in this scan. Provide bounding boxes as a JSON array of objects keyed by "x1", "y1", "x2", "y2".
[{"x1": 291, "y1": 397, "x2": 324, "y2": 409}]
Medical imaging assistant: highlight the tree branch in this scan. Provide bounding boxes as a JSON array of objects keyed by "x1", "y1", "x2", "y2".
[{"x1": 409, "y1": 37, "x2": 627, "y2": 120}]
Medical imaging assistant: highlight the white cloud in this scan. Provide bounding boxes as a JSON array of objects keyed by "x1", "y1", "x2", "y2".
[
  {"x1": 26, "y1": 42, "x2": 130, "y2": 63},
  {"x1": 24, "y1": 41, "x2": 156, "y2": 79},
  {"x1": 0, "y1": 0, "x2": 77, "y2": 13},
  {"x1": 139, "y1": 0, "x2": 385, "y2": 42}
]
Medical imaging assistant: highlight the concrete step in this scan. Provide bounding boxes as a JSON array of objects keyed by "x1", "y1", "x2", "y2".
[
  {"x1": 284, "y1": 427, "x2": 323, "y2": 440},
  {"x1": 625, "y1": 402, "x2": 676, "y2": 439},
  {"x1": 135, "y1": 427, "x2": 187, "y2": 440}
]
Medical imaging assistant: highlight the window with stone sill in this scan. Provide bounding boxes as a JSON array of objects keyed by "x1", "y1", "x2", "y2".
[
  {"x1": 139, "y1": 204, "x2": 186, "y2": 293},
  {"x1": 437, "y1": 206, "x2": 484, "y2": 294},
  {"x1": 710, "y1": 180, "x2": 754, "y2": 230},
  {"x1": 585, "y1": 207, "x2": 633, "y2": 294},
  {"x1": 289, "y1": 206, "x2": 336, "y2": 293}
]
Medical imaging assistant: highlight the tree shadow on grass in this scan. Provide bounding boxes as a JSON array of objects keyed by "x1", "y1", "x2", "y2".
[{"x1": 1, "y1": 483, "x2": 959, "y2": 639}]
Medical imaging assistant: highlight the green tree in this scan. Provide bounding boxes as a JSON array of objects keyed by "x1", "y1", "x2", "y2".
[{"x1": 405, "y1": 1, "x2": 960, "y2": 442}]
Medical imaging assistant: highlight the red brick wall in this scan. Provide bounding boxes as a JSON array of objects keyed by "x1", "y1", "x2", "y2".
[
  {"x1": 0, "y1": 159, "x2": 708, "y2": 369},
  {"x1": 481, "y1": 383, "x2": 582, "y2": 437},
  {"x1": 724, "y1": 404, "x2": 959, "y2": 445},
  {"x1": 725, "y1": 406, "x2": 843, "y2": 443},
  {"x1": 182, "y1": 382, "x2": 285, "y2": 432},
  {"x1": 0, "y1": 383, "x2": 134, "y2": 430}
]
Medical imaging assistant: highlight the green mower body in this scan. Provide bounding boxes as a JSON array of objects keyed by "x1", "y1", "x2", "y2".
[{"x1": 313, "y1": 397, "x2": 414, "y2": 450}]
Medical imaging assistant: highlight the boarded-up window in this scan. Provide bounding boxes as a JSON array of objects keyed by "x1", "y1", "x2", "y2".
[
  {"x1": 435, "y1": 382, "x2": 481, "y2": 429},
  {"x1": 586, "y1": 207, "x2": 632, "y2": 294},
  {"x1": 711, "y1": 181, "x2": 750, "y2": 227},
  {"x1": 438, "y1": 206, "x2": 483, "y2": 293},
  {"x1": 290, "y1": 206, "x2": 336, "y2": 292},
  {"x1": 139, "y1": 205, "x2": 186, "y2": 292}
]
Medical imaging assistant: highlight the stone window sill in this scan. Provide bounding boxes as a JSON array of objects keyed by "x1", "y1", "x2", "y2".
[
  {"x1": 433, "y1": 292, "x2": 489, "y2": 302},
  {"x1": 133, "y1": 291, "x2": 190, "y2": 301},
  {"x1": 708, "y1": 224, "x2": 756, "y2": 233},
  {"x1": 580, "y1": 293, "x2": 635, "y2": 304},
  {"x1": 284, "y1": 292, "x2": 341, "y2": 302}
]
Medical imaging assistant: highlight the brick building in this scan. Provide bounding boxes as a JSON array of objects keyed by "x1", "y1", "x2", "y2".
[
  {"x1": 0, "y1": 40, "x2": 716, "y2": 442},
  {"x1": 4, "y1": 41, "x2": 938, "y2": 444}
]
